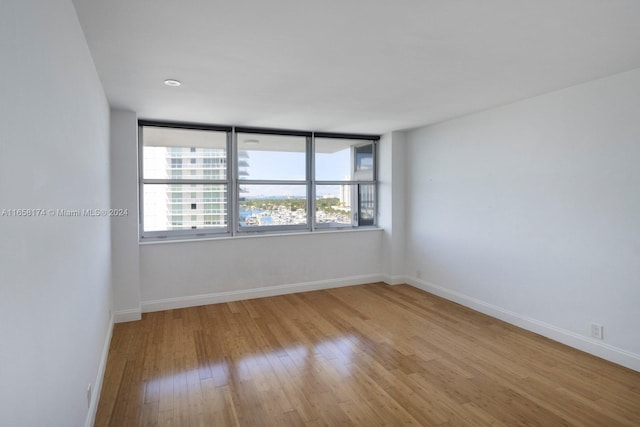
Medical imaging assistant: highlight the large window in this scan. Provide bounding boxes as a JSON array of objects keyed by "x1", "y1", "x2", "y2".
[
  {"x1": 139, "y1": 121, "x2": 378, "y2": 240},
  {"x1": 314, "y1": 136, "x2": 376, "y2": 227},
  {"x1": 236, "y1": 130, "x2": 310, "y2": 232},
  {"x1": 140, "y1": 123, "x2": 231, "y2": 238}
]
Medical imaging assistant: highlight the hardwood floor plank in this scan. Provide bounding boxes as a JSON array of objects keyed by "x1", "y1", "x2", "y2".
[{"x1": 95, "y1": 283, "x2": 640, "y2": 426}]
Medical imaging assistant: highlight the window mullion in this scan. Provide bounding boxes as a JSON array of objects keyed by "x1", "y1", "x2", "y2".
[
  {"x1": 309, "y1": 134, "x2": 315, "y2": 232},
  {"x1": 237, "y1": 181, "x2": 308, "y2": 186},
  {"x1": 373, "y1": 140, "x2": 378, "y2": 227},
  {"x1": 141, "y1": 179, "x2": 228, "y2": 185},
  {"x1": 138, "y1": 125, "x2": 145, "y2": 240},
  {"x1": 231, "y1": 127, "x2": 237, "y2": 236}
]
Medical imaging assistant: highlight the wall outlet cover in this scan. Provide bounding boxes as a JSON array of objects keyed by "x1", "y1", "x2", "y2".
[{"x1": 590, "y1": 323, "x2": 603, "y2": 340}]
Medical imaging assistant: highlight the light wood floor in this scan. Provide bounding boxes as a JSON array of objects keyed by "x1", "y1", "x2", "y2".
[{"x1": 95, "y1": 283, "x2": 640, "y2": 426}]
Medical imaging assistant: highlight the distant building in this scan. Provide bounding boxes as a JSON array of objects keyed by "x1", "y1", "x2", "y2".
[{"x1": 144, "y1": 146, "x2": 228, "y2": 231}]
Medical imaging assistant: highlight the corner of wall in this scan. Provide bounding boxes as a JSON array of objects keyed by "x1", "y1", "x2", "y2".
[
  {"x1": 84, "y1": 312, "x2": 115, "y2": 427},
  {"x1": 113, "y1": 307, "x2": 142, "y2": 323},
  {"x1": 110, "y1": 109, "x2": 142, "y2": 317}
]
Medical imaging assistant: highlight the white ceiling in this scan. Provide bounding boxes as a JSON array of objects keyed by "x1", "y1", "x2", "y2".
[{"x1": 72, "y1": 0, "x2": 640, "y2": 134}]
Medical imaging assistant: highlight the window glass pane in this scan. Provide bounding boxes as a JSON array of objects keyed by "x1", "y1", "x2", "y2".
[
  {"x1": 143, "y1": 183, "x2": 227, "y2": 232},
  {"x1": 237, "y1": 133, "x2": 306, "y2": 181},
  {"x1": 355, "y1": 144, "x2": 373, "y2": 173},
  {"x1": 315, "y1": 184, "x2": 374, "y2": 227},
  {"x1": 358, "y1": 184, "x2": 375, "y2": 226},
  {"x1": 238, "y1": 184, "x2": 307, "y2": 228},
  {"x1": 316, "y1": 185, "x2": 354, "y2": 226},
  {"x1": 142, "y1": 126, "x2": 227, "y2": 180},
  {"x1": 315, "y1": 138, "x2": 374, "y2": 181}
]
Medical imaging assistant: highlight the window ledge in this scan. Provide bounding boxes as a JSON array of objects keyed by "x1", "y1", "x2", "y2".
[{"x1": 139, "y1": 226, "x2": 383, "y2": 246}]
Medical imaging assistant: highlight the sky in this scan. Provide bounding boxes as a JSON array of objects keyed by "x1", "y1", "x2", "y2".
[
  {"x1": 145, "y1": 143, "x2": 359, "y2": 198},
  {"x1": 240, "y1": 148, "x2": 351, "y2": 197},
  {"x1": 241, "y1": 148, "x2": 351, "y2": 181}
]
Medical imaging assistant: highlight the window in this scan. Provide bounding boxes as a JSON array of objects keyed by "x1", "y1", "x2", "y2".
[
  {"x1": 314, "y1": 136, "x2": 376, "y2": 228},
  {"x1": 236, "y1": 130, "x2": 309, "y2": 232},
  {"x1": 139, "y1": 121, "x2": 378, "y2": 240},
  {"x1": 140, "y1": 123, "x2": 230, "y2": 238}
]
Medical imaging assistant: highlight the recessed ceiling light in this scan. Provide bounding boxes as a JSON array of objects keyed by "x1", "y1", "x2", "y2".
[
  {"x1": 164, "y1": 79, "x2": 182, "y2": 87},
  {"x1": 244, "y1": 139, "x2": 260, "y2": 145}
]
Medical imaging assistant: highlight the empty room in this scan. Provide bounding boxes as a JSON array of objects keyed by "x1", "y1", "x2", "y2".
[{"x1": 2, "y1": 0, "x2": 640, "y2": 426}]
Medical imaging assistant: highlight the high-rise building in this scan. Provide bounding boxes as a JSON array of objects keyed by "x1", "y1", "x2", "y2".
[
  {"x1": 143, "y1": 145, "x2": 228, "y2": 231},
  {"x1": 165, "y1": 146, "x2": 227, "y2": 230}
]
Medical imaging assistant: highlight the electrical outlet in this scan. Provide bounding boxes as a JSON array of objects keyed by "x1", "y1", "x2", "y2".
[
  {"x1": 87, "y1": 383, "x2": 92, "y2": 408},
  {"x1": 416, "y1": 270, "x2": 422, "y2": 279},
  {"x1": 590, "y1": 323, "x2": 603, "y2": 340}
]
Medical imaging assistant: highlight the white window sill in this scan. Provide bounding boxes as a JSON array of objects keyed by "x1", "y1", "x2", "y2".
[{"x1": 138, "y1": 226, "x2": 383, "y2": 246}]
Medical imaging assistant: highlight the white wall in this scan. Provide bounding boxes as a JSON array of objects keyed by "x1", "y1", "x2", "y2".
[
  {"x1": 0, "y1": 1, "x2": 112, "y2": 426},
  {"x1": 140, "y1": 230, "x2": 383, "y2": 311},
  {"x1": 110, "y1": 110, "x2": 141, "y2": 321},
  {"x1": 404, "y1": 68, "x2": 640, "y2": 370},
  {"x1": 378, "y1": 131, "x2": 406, "y2": 284}
]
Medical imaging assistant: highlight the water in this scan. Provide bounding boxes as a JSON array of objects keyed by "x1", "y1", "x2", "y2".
[{"x1": 240, "y1": 208, "x2": 273, "y2": 226}]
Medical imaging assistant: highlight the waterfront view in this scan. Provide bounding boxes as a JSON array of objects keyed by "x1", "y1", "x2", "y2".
[{"x1": 239, "y1": 196, "x2": 352, "y2": 227}]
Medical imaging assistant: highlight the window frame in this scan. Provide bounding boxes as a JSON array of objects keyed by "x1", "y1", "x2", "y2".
[
  {"x1": 138, "y1": 120, "x2": 379, "y2": 241},
  {"x1": 138, "y1": 121, "x2": 233, "y2": 240},
  {"x1": 313, "y1": 134, "x2": 378, "y2": 230},
  {"x1": 234, "y1": 127, "x2": 313, "y2": 234}
]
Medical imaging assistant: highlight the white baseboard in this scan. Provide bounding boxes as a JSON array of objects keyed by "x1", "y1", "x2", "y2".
[
  {"x1": 406, "y1": 276, "x2": 640, "y2": 372},
  {"x1": 142, "y1": 274, "x2": 385, "y2": 313},
  {"x1": 113, "y1": 307, "x2": 142, "y2": 323},
  {"x1": 383, "y1": 274, "x2": 408, "y2": 286},
  {"x1": 85, "y1": 313, "x2": 114, "y2": 427}
]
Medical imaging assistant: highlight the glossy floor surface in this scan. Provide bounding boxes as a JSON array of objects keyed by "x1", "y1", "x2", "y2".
[{"x1": 95, "y1": 283, "x2": 640, "y2": 426}]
